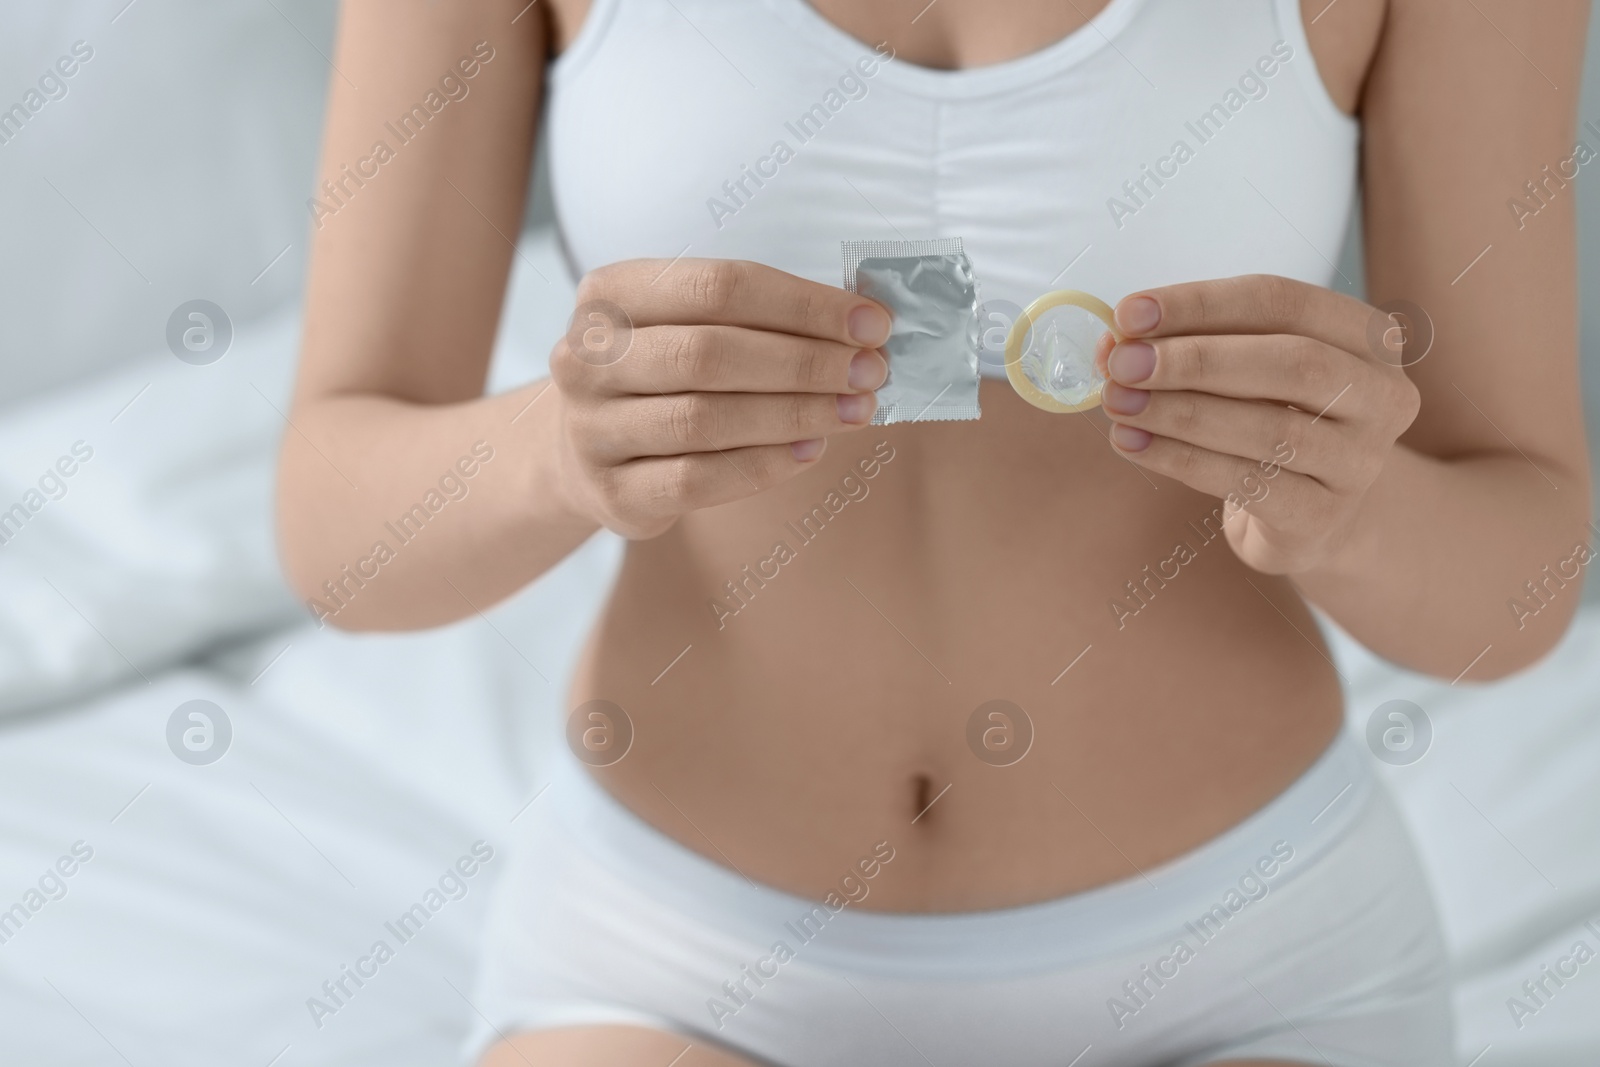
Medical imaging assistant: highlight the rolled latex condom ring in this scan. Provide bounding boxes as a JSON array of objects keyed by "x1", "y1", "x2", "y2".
[{"x1": 1004, "y1": 290, "x2": 1124, "y2": 414}]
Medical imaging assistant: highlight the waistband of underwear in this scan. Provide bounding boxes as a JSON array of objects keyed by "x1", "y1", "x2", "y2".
[{"x1": 547, "y1": 730, "x2": 1375, "y2": 979}]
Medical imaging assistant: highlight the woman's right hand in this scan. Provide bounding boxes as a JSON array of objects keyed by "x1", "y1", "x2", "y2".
[{"x1": 550, "y1": 258, "x2": 892, "y2": 538}]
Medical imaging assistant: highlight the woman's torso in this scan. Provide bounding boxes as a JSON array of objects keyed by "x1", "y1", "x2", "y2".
[{"x1": 544, "y1": 0, "x2": 1379, "y2": 911}]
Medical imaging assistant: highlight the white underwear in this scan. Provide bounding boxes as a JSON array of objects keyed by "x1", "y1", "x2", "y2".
[{"x1": 465, "y1": 733, "x2": 1453, "y2": 1066}]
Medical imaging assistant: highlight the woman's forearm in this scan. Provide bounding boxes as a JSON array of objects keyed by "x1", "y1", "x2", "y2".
[
  {"x1": 275, "y1": 379, "x2": 598, "y2": 631},
  {"x1": 1293, "y1": 443, "x2": 1592, "y2": 681}
]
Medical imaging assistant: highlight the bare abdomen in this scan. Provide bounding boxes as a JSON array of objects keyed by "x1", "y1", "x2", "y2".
[{"x1": 573, "y1": 381, "x2": 1343, "y2": 912}]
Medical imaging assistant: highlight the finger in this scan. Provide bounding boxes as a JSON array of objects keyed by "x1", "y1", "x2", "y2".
[
  {"x1": 1102, "y1": 386, "x2": 1359, "y2": 490},
  {"x1": 612, "y1": 439, "x2": 829, "y2": 519},
  {"x1": 1105, "y1": 334, "x2": 1369, "y2": 417},
  {"x1": 1113, "y1": 275, "x2": 1373, "y2": 359},
  {"x1": 581, "y1": 391, "x2": 875, "y2": 463},
  {"x1": 581, "y1": 325, "x2": 886, "y2": 397},
  {"x1": 579, "y1": 259, "x2": 892, "y2": 347},
  {"x1": 1093, "y1": 329, "x2": 1116, "y2": 377},
  {"x1": 1107, "y1": 423, "x2": 1326, "y2": 511}
]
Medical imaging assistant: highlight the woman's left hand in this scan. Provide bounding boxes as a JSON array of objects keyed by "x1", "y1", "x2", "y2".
[{"x1": 1095, "y1": 274, "x2": 1421, "y2": 576}]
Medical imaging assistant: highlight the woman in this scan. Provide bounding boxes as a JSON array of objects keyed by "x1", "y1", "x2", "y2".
[{"x1": 278, "y1": 0, "x2": 1591, "y2": 1063}]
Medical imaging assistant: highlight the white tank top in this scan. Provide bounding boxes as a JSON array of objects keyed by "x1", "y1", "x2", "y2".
[{"x1": 545, "y1": 0, "x2": 1358, "y2": 379}]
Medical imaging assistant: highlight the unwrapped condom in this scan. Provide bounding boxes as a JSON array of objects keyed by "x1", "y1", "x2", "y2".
[{"x1": 1004, "y1": 290, "x2": 1124, "y2": 413}]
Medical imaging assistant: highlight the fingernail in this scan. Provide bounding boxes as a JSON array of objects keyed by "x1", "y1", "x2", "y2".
[
  {"x1": 837, "y1": 392, "x2": 876, "y2": 424},
  {"x1": 848, "y1": 350, "x2": 888, "y2": 390},
  {"x1": 1110, "y1": 423, "x2": 1152, "y2": 452},
  {"x1": 1109, "y1": 341, "x2": 1157, "y2": 384},
  {"x1": 1116, "y1": 296, "x2": 1161, "y2": 335},
  {"x1": 1102, "y1": 382, "x2": 1150, "y2": 416},
  {"x1": 791, "y1": 438, "x2": 826, "y2": 461},
  {"x1": 849, "y1": 305, "x2": 892, "y2": 347}
]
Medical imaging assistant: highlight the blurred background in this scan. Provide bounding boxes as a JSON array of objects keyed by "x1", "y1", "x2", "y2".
[{"x1": 0, "y1": 3, "x2": 1597, "y2": 1065}]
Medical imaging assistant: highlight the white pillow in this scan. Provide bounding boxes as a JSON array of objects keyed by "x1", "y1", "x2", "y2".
[
  {"x1": 0, "y1": 0, "x2": 331, "y2": 405},
  {"x1": 0, "y1": 307, "x2": 304, "y2": 716}
]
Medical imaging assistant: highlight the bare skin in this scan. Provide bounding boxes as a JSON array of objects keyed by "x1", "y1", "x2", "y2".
[
  {"x1": 477, "y1": 1024, "x2": 1347, "y2": 1067},
  {"x1": 279, "y1": 0, "x2": 1590, "y2": 1063}
]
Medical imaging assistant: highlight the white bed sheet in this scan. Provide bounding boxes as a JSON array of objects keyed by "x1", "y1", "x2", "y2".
[
  {"x1": 1326, "y1": 613, "x2": 1600, "y2": 1065},
  {"x1": 0, "y1": 530, "x2": 618, "y2": 1067}
]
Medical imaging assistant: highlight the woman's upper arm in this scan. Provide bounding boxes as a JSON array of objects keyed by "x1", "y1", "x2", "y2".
[
  {"x1": 1361, "y1": 0, "x2": 1590, "y2": 485},
  {"x1": 295, "y1": 0, "x2": 546, "y2": 407}
]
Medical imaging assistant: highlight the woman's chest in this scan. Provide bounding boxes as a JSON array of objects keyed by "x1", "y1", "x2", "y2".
[{"x1": 546, "y1": 0, "x2": 1362, "y2": 311}]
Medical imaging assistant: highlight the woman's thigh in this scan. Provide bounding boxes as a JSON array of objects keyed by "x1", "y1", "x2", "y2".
[{"x1": 481, "y1": 1026, "x2": 762, "y2": 1067}]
